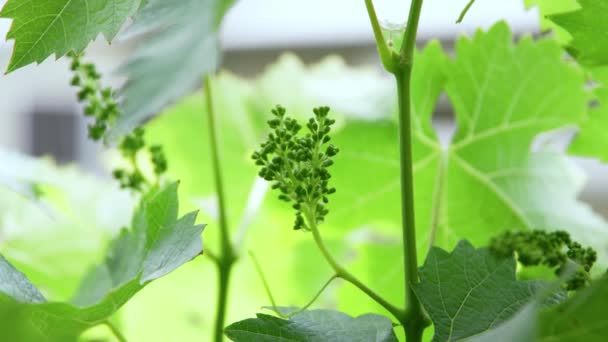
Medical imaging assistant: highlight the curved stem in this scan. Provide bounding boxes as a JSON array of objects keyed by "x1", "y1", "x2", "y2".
[
  {"x1": 302, "y1": 206, "x2": 406, "y2": 321},
  {"x1": 456, "y1": 0, "x2": 476, "y2": 23},
  {"x1": 205, "y1": 75, "x2": 237, "y2": 342},
  {"x1": 249, "y1": 250, "x2": 279, "y2": 311},
  {"x1": 103, "y1": 320, "x2": 127, "y2": 342},
  {"x1": 290, "y1": 274, "x2": 338, "y2": 317},
  {"x1": 250, "y1": 250, "x2": 339, "y2": 318}
]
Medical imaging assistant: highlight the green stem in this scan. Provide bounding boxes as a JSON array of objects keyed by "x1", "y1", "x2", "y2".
[
  {"x1": 250, "y1": 250, "x2": 339, "y2": 318},
  {"x1": 395, "y1": 0, "x2": 429, "y2": 340},
  {"x1": 249, "y1": 251, "x2": 279, "y2": 311},
  {"x1": 302, "y1": 206, "x2": 406, "y2": 321},
  {"x1": 205, "y1": 75, "x2": 237, "y2": 342},
  {"x1": 456, "y1": 0, "x2": 476, "y2": 23},
  {"x1": 103, "y1": 320, "x2": 127, "y2": 342},
  {"x1": 364, "y1": 0, "x2": 397, "y2": 72}
]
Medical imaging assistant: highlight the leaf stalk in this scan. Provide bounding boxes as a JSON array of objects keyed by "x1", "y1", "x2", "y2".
[{"x1": 302, "y1": 206, "x2": 406, "y2": 322}]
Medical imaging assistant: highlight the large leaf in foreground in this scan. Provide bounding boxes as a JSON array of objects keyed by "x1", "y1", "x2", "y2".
[
  {"x1": 538, "y1": 275, "x2": 608, "y2": 341},
  {"x1": 413, "y1": 240, "x2": 564, "y2": 342},
  {"x1": 435, "y1": 22, "x2": 594, "y2": 247},
  {"x1": 225, "y1": 309, "x2": 397, "y2": 342},
  {"x1": 0, "y1": 182, "x2": 205, "y2": 341},
  {"x1": 549, "y1": 0, "x2": 608, "y2": 66},
  {"x1": 0, "y1": 0, "x2": 141, "y2": 73},
  {"x1": 109, "y1": 0, "x2": 236, "y2": 140},
  {"x1": 465, "y1": 276, "x2": 608, "y2": 342}
]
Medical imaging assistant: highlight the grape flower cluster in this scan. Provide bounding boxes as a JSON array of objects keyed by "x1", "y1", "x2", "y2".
[
  {"x1": 490, "y1": 230, "x2": 597, "y2": 291},
  {"x1": 252, "y1": 105, "x2": 339, "y2": 230},
  {"x1": 68, "y1": 52, "x2": 167, "y2": 192}
]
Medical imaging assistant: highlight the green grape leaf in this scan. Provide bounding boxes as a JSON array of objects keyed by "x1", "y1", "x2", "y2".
[
  {"x1": 0, "y1": 148, "x2": 135, "y2": 300},
  {"x1": 524, "y1": 0, "x2": 579, "y2": 40},
  {"x1": 538, "y1": 275, "x2": 608, "y2": 341},
  {"x1": 465, "y1": 276, "x2": 608, "y2": 342},
  {"x1": 0, "y1": 0, "x2": 141, "y2": 73},
  {"x1": 108, "y1": 0, "x2": 236, "y2": 141},
  {"x1": 334, "y1": 22, "x2": 608, "y2": 262},
  {"x1": 569, "y1": 67, "x2": 608, "y2": 161},
  {"x1": 0, "y1": 182, "x2": 205, "y2": 341},
  {"x1": 224, "y1": 310, "x2": 398, "y2": 342},
  {"x1": 435, "y1": 22, "x2": 602, "y2": 251},
  {"x1": 413, "y1": 240, "x2": 565, "y2": 342},
  {"x1": 549, "y1": 0, "x2": 608, "y2": 66},
  {"x1": 462, "y1": 304, "x2": 538, "y2": 342},
  {"x1": 0, "y1": 255, "x2": 45, "y2": 304}
]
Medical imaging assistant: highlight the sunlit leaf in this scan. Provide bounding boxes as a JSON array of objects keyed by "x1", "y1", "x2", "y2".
[
  {"x1": 0, "y1": 182, "x2": 204, "y2": 341},
  {"x1": 0, "y1": 0, "x2": 141, "y2": 73}
]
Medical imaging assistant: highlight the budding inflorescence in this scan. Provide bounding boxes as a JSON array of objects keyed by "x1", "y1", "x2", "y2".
[
  {"x1": 68, "y1": 52, "x2": 168, "y2": 192},
  {"x1": 490, "y1": 230, "x2": 597, "y2": 291},
  {"x1": 68, "y1": 51, "x2": 119, "y2": 141},
  {"x1": 252, "y1": 105, "x2": 339, "y2": 231}
]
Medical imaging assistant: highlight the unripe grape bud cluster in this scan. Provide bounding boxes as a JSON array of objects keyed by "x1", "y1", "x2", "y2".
[
  {"x1": 490, "y1": 230, "x2": 597, "y2": 291},
  {"x1": 68, "y1": 53, "x2": 168, "y2": 192},
  {"x1": 252, "y1": 105, "x2": 339, "y2": 230}
]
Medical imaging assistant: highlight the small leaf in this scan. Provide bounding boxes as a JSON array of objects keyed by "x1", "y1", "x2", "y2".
[
  {"x1": 413, "y1": 240, "x2": 565, "y2": 342},
  {"x1": 225, "y1": 309, "x2": 398, "y2": 342},
  {"x1": 549, "y1": 0, "x2": 608, "y2": 66},
  {"x1": 0, "y1": 182, "x2": 205, "y2": 341},
  {"x1": 0, "y1": 0, "x2": 141, "y2": 73}
]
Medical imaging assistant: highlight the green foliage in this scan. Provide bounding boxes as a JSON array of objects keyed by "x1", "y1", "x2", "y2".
[
  {"x1": 413, "y1": 240, "x2": 565, "y2": 342},
  {"x1": 569, "y1": 67, "x2": 608, "y2": 161},
  {"x1": 524, "y1": 0, "x2": 579, "y2": 40},
  {"x1": 108, "y1": 0, "x2": 236, "y2": 141},
  {"x1": 538, "y1": 275, "x2": 608, "y2": 341},
  {"x1": 491, "y1": 230, "x2": 597, "y2": 290},
  {"x1": 252, "y1": 105, "x2": 339, "y2": 230},
  {"x1": 466, "y1": 276, "x2": 608, "y2": 342},
  {"x1": 416, "y1": 22, "x2": 605, "y2": 255},
  {"x1": 549, "y1": 0, "x2": 608, "y2": 66},
  {"x1": 0, "y1": 0, "x2": 141, "y2": 73},
  {"x1": 224, "y1": 309, "x2": 398, "y2": 342},
  {"x1": 0, "y1": 182, "x2": 204, "y2": 341},
  {"x1": 0, "y1": 148, "x2": 134, "y2": 300}
]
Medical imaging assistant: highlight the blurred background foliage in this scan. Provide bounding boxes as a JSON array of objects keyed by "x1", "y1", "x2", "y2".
[{"x1": 1, "y1": 1, "x2": 608, "y2": 341}]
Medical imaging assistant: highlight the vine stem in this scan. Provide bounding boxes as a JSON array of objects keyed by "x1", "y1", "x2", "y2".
[
  {"x1": 366, "y1": 0, "x2": 429, "y2": 340},
  {"x1": 397, "y1": 0, "x2": 429, "y2": 340},
  {"x1": 204, "y1": 75, "x2": 237, "y2": 342},
  {"x1": 302, "y1": 206, "x2": 406, "y2": 321},
  {"x1": 103, "y1": 320, "x2": 127, "y2": 342}
]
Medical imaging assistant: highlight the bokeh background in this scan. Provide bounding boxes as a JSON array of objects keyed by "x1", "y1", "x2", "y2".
[{"x1": 1, "y1": 1, "x2": 607, "y2": 341}]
